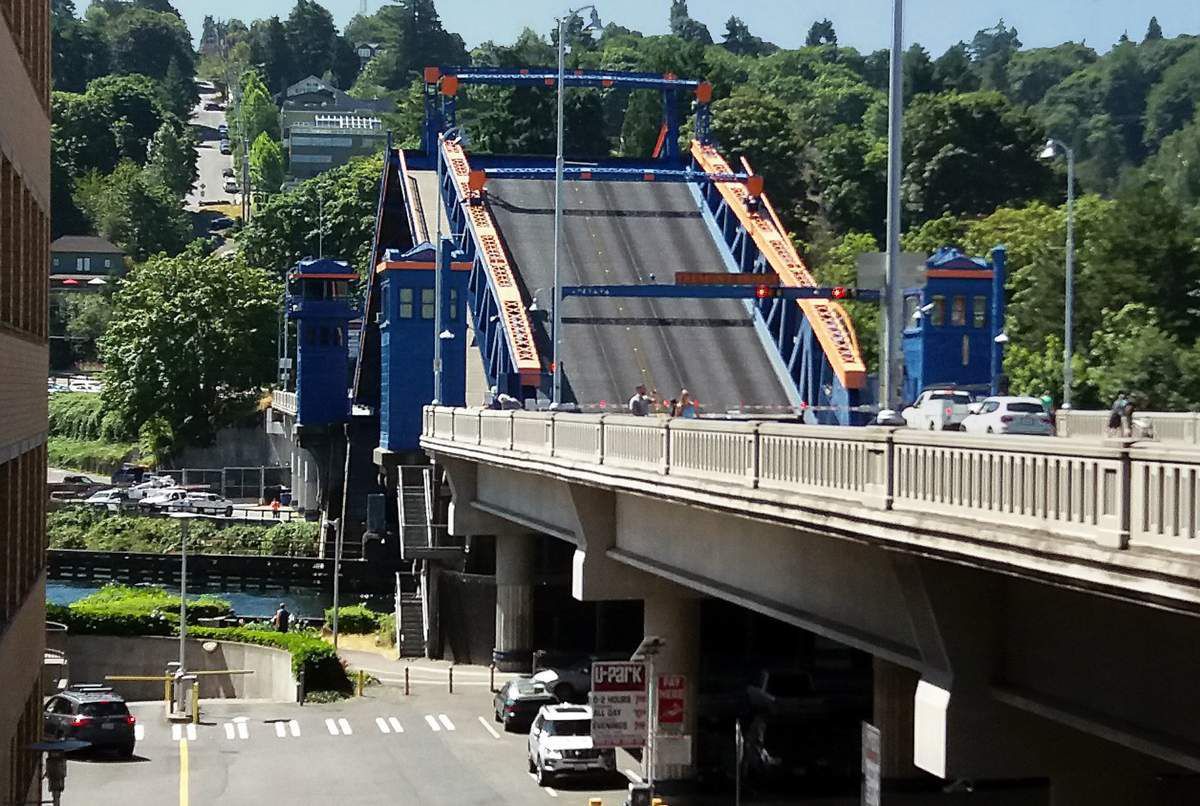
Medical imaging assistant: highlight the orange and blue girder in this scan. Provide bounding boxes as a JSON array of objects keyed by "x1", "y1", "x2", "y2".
[
  {"x1": 690, "y1": 141, "x2": 867, "y2": 393},
  {"x1": 472, "y1": 165, "x2": 749, "y2": 183}
]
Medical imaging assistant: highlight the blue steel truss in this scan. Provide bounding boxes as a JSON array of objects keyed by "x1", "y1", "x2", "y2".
[
  {"x1": 690, "y1": 165, "x2": 863, "y2": 424},
  {"x1": 477, "y1": 165, "x2": 747, "y2": 183},
  {"x1": 432, "y1": 147, "x2": 543, "y2": 398}
]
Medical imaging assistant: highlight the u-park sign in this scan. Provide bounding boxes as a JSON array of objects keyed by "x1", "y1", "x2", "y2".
[{"x1": 589, "y1": 661, "x2": 647, "y2": 748}]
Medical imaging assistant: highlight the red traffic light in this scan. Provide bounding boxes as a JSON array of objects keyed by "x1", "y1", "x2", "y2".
[
  {"x1": 755, "y1": 285, "x2": 775, "y2": 299},
  {"x1": 831, "y1": 286, "x2": 848, "y2": 300}
]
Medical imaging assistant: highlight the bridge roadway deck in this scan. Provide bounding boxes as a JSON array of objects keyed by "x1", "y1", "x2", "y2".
[{"x1": 487, "y1": 179, "x2": 791, "y2": 411}]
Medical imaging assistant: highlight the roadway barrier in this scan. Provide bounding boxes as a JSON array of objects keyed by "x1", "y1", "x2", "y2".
[
  {"x1": 424, "y1": 406, "x2": 1200, "y2": 555},
  {"x1": 1057, "y1": 409, "x2": 1200, "y2": 444}
]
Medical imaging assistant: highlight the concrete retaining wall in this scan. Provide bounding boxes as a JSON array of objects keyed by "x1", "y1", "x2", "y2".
[{"x1": 65, "y1": 635, "x2": 297, "y2": 702}]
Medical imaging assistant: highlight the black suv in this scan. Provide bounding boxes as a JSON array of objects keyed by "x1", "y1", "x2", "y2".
[
  {"x1": 493, "y1": 677, "x2": 558, "y2": 732},
  {"x1": 44, "y1": 686, "x2": 136, "y2": 756}
]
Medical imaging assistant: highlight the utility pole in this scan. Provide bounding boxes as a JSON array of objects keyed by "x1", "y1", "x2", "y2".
[
  {"x1": 880, "y1": 0, "x2": 905, "y2": 409},
  {"x1": 551, "y1": 14, "x2": 567, "y2": 407}
]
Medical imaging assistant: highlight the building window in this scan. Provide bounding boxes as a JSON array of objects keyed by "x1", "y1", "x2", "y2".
[
  {"x1": 399, "y1": 288, "x2": 413, "y2": 319},
  {"x1": 930, "y1": 296, "x2": 945, "y2": 327},
  {"x1": 421, "y1": 288, "x2": 435, "y2": 320},
  {"x1": 962, "y1": 334, "x2": 970, "y2": 366},
  {"x1": 76, "y1": 256, "x2": 91, "y2": 272},
  {"x1": 52, "y1": 256, "x2": 59, "y2": 267},
  {"x1": 951, "y1": 295, "x2": 966, "y2": 327},
  {"x1": 449, "y1": 289, "x2": 459, "y2": 321},
  {"x1": 104, "y1": 258, "x2": 112, "y2": 268},
  {"x1": 973, "y1": 295, "x2": 987, "y2": 328}
]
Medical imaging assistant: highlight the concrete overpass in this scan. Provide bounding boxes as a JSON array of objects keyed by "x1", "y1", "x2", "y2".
[{"x1": 422, "y1": 406, "x2": 1200, "y2": 803}]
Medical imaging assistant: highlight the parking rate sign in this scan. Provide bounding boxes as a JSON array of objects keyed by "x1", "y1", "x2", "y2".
[{"x1": 589, "y1": 661, "x2": 647, "y2": 748}]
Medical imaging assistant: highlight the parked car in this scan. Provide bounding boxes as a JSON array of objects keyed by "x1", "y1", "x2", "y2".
[
  {"x1": 222, "y1": 167, "x2": 235, "y2": 178},
  {"x1": 494, "y1": 678, "x2": 558, "y2": 733},
  {"x1": 219, "y1": 140, "x2": 231, "y2": 155},
  {"x1": 223, "y1": 179, "x2": 239, "y2": 194},
  {"x1": 531, "y1": 650, "x2": 628, "y2": 703},
  {"x1": 111, "y1": 463, "x2": 151, "y2": 485},
  {"x1": 204, "y1": 100, "x2": 224, "y2": 111},
  {"x1": 124, "y1": 475, "x2": 177, "y2": 500},
  {"x1": 961, "y1": 396, "x2": 1055, "y2": 436},
  {"x1": 166, "y1": 492, "x2": 234, "y2": 516},
  {"x1": 85, "y1": 488, "x2": 128, "y2": 510},
  {"x1": 208, "y1": 216, "x2": 236, "y2": 232},
  {"x1": 43, "y1": 685, "x2": 136, "y2": 757},
  {"x1": 138, "y1": 487, "x2": 188, "y2": 511},
  {"x1": 527, "y1": 704, "x2": 614, "y2": 787},
  {"x1": 217, "y1": 123, "x2": 228, "y2": 136},
  {"x1": 902, "y1": 388, "x2": 973, "y2": 431}
]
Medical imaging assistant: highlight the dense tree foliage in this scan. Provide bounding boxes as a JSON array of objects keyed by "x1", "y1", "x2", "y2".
[{"x1": 74, "y1": 161, "x2": 193, "y2": 262}]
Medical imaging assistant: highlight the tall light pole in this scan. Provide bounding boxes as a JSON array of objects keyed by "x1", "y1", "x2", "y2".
[
  {"x1": 317, "y1": 186, "x2": 324, "y2": 259},
  {"x1": 880, "y1": 0, "x2": 905, "y2": 409},
  {"x1": 434, "y1": 126, "x2": 463, "y2": 404},
  {"x1": 1040, "y1": 138, "x2": 1076, "y2": 409},
  {"x1": 552, "y1": 5, "x2": 601, "y2": 407}
]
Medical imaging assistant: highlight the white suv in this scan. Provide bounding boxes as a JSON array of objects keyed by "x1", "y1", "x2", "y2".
[{"x1": 527, "y1": 704, "x2": 614, "y2": 786}]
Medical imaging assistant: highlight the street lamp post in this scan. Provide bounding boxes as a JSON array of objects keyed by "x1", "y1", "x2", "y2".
[
  {"x1": 1040, "y1": 138, "x2": 1076, "y2": 409},
  {"x1": 317, "y1": 186, "x2": 324, "y2": 259},
  {"x1": 434, "y1": 126, "x2": 463, "y2": 404},
  {"x1": 552, "y1": 5, "x2": 601, "y2": 407},
  {"x1": 880, "y1": 0, "x2": 905, "y2": 409}
]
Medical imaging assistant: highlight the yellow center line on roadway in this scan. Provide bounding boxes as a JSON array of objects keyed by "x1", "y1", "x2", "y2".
[{"x1": 179, "y1": 737, "x2": 189, "y2": 806}]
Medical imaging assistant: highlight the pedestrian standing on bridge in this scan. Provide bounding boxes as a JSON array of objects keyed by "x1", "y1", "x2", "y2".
[
  {"x1": 1108, "y1": 391, "x2": 1128, "y2": 437},
  {"x1": 628, "y1": 384, "x2": 654, "y2": 416},
  {"x1": 272, "y1": 603, "x2": 291, "y2": 633},
  {"x1": 674, "y1": 389, "x2": 698, "y2": 419}
]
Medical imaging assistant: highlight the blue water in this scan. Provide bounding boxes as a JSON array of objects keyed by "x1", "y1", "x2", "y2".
[{"x1": 46, "y1": 579, "x2": 341, "y2": 619}]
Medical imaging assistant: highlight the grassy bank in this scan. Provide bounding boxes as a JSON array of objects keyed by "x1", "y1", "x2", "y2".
[{"x1": 47, "y1": 436, "x2": 137, "y2": 475}]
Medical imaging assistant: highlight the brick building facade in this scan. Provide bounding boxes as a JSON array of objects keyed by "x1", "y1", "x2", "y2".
[{"x1": 0, "y1": 1, "x2": 50, "y2": 803}]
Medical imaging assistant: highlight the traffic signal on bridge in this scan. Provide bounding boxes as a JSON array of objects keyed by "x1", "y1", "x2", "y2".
[
  {"x1": 831, "y1": 286, "x2": 850, "y2": 300},
  {"x1": 755, "y1": 284, "x2": 780, "y2": 300}
]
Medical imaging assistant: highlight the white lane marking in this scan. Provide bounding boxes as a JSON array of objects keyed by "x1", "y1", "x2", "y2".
[
  {"x1": 186, "y1": 723, "x2": 197, "y2": 741},
  {"x1": 623, "y1": 769, "x2": 643, "y2": 783},
  {"x1": 288, "y1": 720, "x2": 300, "y2": 737},
  {"x1": 424, "y1": 715, "x2": 441, "y2": 732},
  {"x1": 171, "y1": 724, "x2": 182, "y2": 742},
  {"x1": 375, "y1": 717, "x2": 390, "y2": 734},
  {"x1": 134, "y1": 724, "x2": 145, "y2": 741},
  {"x1": 438, "y1": 714, "x2": 455, "y2": 731},
  {"x1": 325, "y1": 718, "x2": 339, "y2": 735},
  {"x1": 274, "y1": 722, "x2": 286, "y2": 738},
  {"x1": 223, "y1": 723, "x2": 235, "y2": 740},
  {"x1": 236, "y1": 722, "x2": 249, "y2": 740},
  {"x1": 338, "y1": 718, "x2": 352, "y2": 735},
  {"x1": 387, "y1": 717, "x2": 403, "y2": 733},
  {"x1": 477, "y1": 716, "x2": 500, "y2": 739},
  {"x1": 545, "y1": 787, "x2": 559, "y2": 798}
]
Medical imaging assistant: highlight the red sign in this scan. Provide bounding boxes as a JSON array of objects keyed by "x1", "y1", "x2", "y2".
[
  {"x1": 657, "y1": 674, "x2": 687, "y2": 726},
  {"x1": 674, "y1": 272, "x2": 780, "y2": 286}
]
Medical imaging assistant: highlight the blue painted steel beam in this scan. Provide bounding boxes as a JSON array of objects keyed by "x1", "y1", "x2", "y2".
[
  {"x1": 442, "y1": 66, "x2": 701, "y2": 91},
  {"x1": 480, "y1": 166, "x2": 748, "y2": 183},
  {"x1": 562, "y1": 285, "x2": 880, "y2": 301}
]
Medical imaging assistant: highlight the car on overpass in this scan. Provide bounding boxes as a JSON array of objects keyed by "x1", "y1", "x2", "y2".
[
  {"x1": 43, "y1": 685, "x2": 136, "y2": 757},
  {"x1": 902, "y1": 388, "x2": 972, "y2": 431},
  {"x1": 527, "y1": 704, "x2": 615, "y2": 786},
  {"x1": 85, "y1": 488, "x2": 128, "y2": 511},
  {"x1": 961, "y1": 396, "x2": 1055, "y2": 436},
  {"x1": 165, "y1": 491, "x2": 234, "y2": 516}
]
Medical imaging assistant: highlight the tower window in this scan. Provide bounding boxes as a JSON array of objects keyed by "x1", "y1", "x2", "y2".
[
  {"x1": 421, "y1": 288, "x2": 435, "y2": 320},
  {"x1": 399, "y1": 288, "x2": 413, "y2": 319}
]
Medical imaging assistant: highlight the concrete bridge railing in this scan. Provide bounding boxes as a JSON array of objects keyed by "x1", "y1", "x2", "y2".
[
  {"x1": 1057, "y1": 409, "x2": 1200, "y2": 444},
  {"x1": 424, "y1": 406, "x2": 1200, "y2": 556},
  {"x1": 271, "y1": 389, "x2": 297, "y2": 416}
]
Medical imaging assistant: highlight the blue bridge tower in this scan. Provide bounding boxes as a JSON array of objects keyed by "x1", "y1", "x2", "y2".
[{"x1": 287, "y1": 258, "x2": 359, "y2": 425}]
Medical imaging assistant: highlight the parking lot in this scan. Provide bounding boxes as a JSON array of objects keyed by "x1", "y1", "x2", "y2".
[{"x1": 58, "y1": 670, "x2": 638, "y2": 806}]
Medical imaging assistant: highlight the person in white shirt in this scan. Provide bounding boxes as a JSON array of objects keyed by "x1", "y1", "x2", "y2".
[{"x1": 628, "y1": 384, "x2": 653, "y2": 416}]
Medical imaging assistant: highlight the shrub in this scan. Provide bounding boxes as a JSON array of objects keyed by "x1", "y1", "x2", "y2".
[
  {"x1": 376, "y1": 612, "x2": 397, "y2": 647},
  {"x1": 324, "y1": 604, "x2": 381, "y2": 634},
  {"x1": 53, "y1": 584, "x2": 232, "y2": 635},
  {"x1": 188, "y1": 626, "x2": 351, "y2": 693},
  {"x1": 47, "y1": 436, "x2": 137, "y2": 474}
]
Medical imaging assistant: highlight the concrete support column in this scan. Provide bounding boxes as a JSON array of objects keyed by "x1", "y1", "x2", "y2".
[
  {"x1": 493, "y1": 533, "x2": 536, "y2": 672},
  {"x1": 872, "y1": 657, "x2": 923, "y2": 781},
  {"x1": 642, "y1": 592, "x2": 700, "y2": 786}
]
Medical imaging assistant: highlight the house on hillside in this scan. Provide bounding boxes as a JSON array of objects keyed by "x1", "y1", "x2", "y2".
[
  {"x1": 49, "y1": 235, "x2": 124, "y2": 291},
  {"x1": 356, "y1": 42, "x2": 384, "y2": 69},
  {"x1": 280, "y1": 75, "x2": 393, "y2": 180}
]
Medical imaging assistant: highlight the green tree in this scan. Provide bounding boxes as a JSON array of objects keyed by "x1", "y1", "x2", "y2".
[
  {"x1": 668, "y1": 1, "x2": 711, "y2": 46},
  {"x1": 369, "y1": 0, "x2": 469, "y2": 90},
  {"x1": 1083, "y1": 304, "x2": 1200, "y2": 410},
  {"x1": 106, "y1": 7, "x2": 195, "y2": 82},
  {"x1": 158, "y1": 54, "x2": 197, "y2": 120},
  {"x1": 1145, "y1": 17, "x2": 1164, "y2": 43},
  {"x1": 74, "y1": 162, "x2": 193, "y2": 261},
  {"x1": 1140, "y1": 112, "x2": 1200, "y2": 213},
  {"x1": 720, "y1": 17, "x2": 776, "y2": 57},
  {"x1": 1143, "y1": 47, "x2": 1200, "y2": 150},
  {"x1": 812, "y1": 126, "x2": 886, "y2": 238},
  {"x1": 805, "y1": 19, "x2": 837, "y2": 48},
  {"x1": 285, "y1": 0, "x2": 339, "y2": 80},
  {"x1": 902, "y1": 91, "x2": 1055, "y2": 223},
  {"x1": 903, "y1": 44, "x2": 940, "y2": 97},
  {"x1": 969, "y1": 20, "x2": 1022, "y2": 92},
  {"x1": 99, "y1": 245, "x2": 279, "y2": 448},
  {"x1": 238, "y1": 70, "x2": 281, "y2": 146},
  {"x1": 933, "y1": 43, "x2": 980, "y2": 93},
  {"x1": 249, "y1": 16, "x2": 296, "y2": 96},
  {"x1": 51, "y1": 0, "x2": 110, "y2": 92},
  {"x1": 249, "y1": 132, "x2": 286, "y2": 194},
  {"x1": 53, "y1": 75, "x2": 170, "y2": 176},
  {"x1": 1006, "y1": 43, "x2": 1097, "y2": 107},
  {"x1": 145, "y1": 119, "x2": 199, "y2": 198}
]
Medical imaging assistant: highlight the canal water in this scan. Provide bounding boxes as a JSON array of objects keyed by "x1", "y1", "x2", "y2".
[{"x1": 45, "y1": 580, "x2": 388, "y2": 619}]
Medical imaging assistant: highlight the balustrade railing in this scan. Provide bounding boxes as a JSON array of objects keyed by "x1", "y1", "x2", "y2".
[{"x1": 423, "y1": 406, "x2": 1200, "y2": 555}]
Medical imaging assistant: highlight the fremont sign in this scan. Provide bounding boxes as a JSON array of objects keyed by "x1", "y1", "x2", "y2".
[{"x1": 589, "y1": 661, "x2": 648, "y2": 748}]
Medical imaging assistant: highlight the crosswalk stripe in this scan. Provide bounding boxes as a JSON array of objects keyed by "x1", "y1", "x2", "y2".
[
  {"x1": 186, "y1": 724, "x2": 197, "y2": 741},
  {"x1": 424, "y1": 715, "x2": 441, "y2": 732},
  {"x1": 387, "y1": 717, "x2": 403, "y2": 733},
  {"x1": 134, "y1": 724, "x2": 145, "y2": 741},
  {"x1": 438, "y1": 714, "x2": 455, "y2": 731},
  {"x1": 224, "y1": 723, "x2": 235, "y2": 740},
  {"x1": 375, "y1": 717, "x2": 390, "y2": 734},
  {"x1": 325, "y1": 718, "x2": 338, "y2": 735},
  {"x1": 274, "y1": 722, "x2": 286, "y2": 738},
  {"x1": 477, "y1": 716, "x2": 501, "y2": 739},
  {"x1": 236, "y1": 722, "x2": 249, "y2": 740},
  {"x1": 289, "y1": 720, "x2": 301, "y2": 737},
  {"x1": 338, "y1": 718, "x2": 352, "y2": 735},
  {"x1": 171, "y1": 724, "x2": 181, "y2": 742}
]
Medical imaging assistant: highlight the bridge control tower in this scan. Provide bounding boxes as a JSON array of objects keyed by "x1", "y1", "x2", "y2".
[{"x1": 287, "y1": 257, "x2": 359, "y2": 425}]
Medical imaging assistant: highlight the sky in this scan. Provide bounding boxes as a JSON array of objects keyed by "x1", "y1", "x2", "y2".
[{"x1": 176, "y1": 0, "x2": 1199, "y2": 56}]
